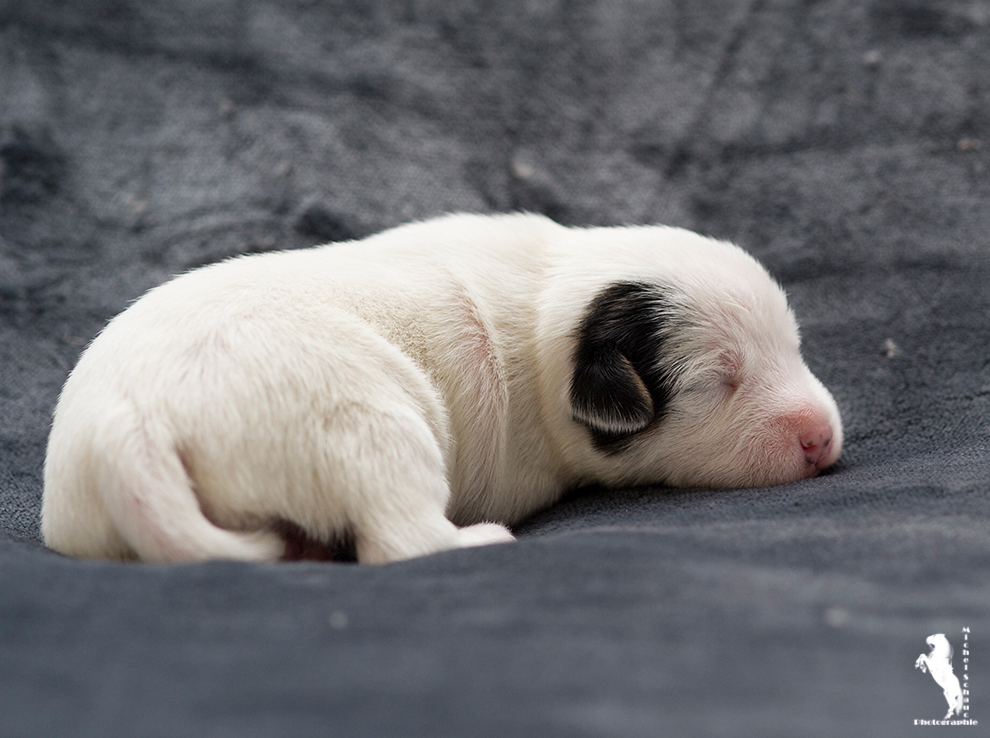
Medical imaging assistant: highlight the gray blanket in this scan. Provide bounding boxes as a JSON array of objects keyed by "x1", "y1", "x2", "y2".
[{"x1": 2, "y1": 1, "x2": 988, "y2": 735}]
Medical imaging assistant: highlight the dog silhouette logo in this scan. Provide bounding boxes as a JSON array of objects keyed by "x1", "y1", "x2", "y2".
[{"x1": 915, "y1": 633, "x2": 964, "y2": 720}]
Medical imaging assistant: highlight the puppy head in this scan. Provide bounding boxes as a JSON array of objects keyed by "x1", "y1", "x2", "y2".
[{"x1": 566, "y1": 237, "x2": 842, "y2": 489}]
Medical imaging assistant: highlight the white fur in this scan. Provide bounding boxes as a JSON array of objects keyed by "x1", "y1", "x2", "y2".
[{"x1": 42, "y1": 213, "x2": 842, "y2": 564}]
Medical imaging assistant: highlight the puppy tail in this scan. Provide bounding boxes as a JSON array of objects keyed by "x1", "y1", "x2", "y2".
[{"x1": 94, "y1": 402, "x2": 285, "y2": 563}]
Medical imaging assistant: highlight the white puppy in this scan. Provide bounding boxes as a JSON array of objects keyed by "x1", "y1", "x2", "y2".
[{"x1": 42, "y1": 213, "x2": 842, "y2": 564}]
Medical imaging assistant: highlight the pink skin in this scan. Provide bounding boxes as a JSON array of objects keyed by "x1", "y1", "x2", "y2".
[
  {"x1": 783, "y1": 405, "x2": 839, "y2": 479},
  {"x1": 801, "y1": 424, "x2": 835, "y2": 469},
  {"x1": 724, "y1": 395, "x2": 841, "y2": 487}
]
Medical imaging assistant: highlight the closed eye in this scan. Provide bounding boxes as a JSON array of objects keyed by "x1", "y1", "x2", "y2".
[
  {"x1": 717, "y1": 348, "x2": 744, "y2": 396},
  {"x1": 678, "y1": 371, "x2": 740, "y2": 401}
]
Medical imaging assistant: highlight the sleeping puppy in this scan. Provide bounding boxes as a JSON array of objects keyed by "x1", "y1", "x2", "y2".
[{"x1": 41, "y1": 213, "x2": 842, "y2": 564}]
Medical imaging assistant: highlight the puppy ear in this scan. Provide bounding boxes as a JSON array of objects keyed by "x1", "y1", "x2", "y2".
[
  {"x1": 570, "y1": 281, "x2": 681, "y2": 442},
  {"x1": 570, "y1": 347, "x2": 654, "y2": 434}
]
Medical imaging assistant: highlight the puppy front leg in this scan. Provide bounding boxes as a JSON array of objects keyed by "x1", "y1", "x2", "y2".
[
  {"x1": 323, "y1": 403, "x2": 513, "y2": 565},
  {"x1": 356, "y1": 516, "x2": 515, "y2": 565}
]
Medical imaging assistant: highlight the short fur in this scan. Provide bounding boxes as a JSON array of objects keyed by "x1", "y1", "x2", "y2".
[{"x1": 42, "y1": 213, "x2": 843, "y2": 564}]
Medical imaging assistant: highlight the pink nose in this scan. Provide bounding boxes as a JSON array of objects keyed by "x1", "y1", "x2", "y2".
[{"x1": 800, "y1": 426, "x2": 834, "y2": 469}]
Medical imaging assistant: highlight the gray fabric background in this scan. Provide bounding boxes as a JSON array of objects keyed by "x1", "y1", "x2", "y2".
[{"x1": 1, "y1": 1, "x2": 988, "y2": 735}]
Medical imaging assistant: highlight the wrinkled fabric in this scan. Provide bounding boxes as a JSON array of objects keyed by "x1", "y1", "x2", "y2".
[{"x1": 1, "y1": 1, "x2": 988, "y2": 736}]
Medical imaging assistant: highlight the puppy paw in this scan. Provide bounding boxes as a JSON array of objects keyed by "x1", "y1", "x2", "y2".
[{"x1": 456, "y1": 522, "x2": 515, "y2": 548}]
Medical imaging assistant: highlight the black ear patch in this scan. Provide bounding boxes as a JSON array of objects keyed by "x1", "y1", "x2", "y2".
[{"x1": 570, "y1": 281, "x2": 684, "y2": 450}]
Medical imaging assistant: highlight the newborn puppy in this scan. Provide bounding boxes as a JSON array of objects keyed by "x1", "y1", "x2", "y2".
[{"x1": 42, "y1": 213, "x2": 842, "y2": 564}]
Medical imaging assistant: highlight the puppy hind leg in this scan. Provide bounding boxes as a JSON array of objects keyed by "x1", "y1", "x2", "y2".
[{"x1": 93, "y1": 406, "x2": 286, "y2": 563}]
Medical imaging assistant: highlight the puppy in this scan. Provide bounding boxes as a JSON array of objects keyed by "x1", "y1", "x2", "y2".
[{"x1": 42, "y1": 213, "x2": 842, "y2": 564}]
